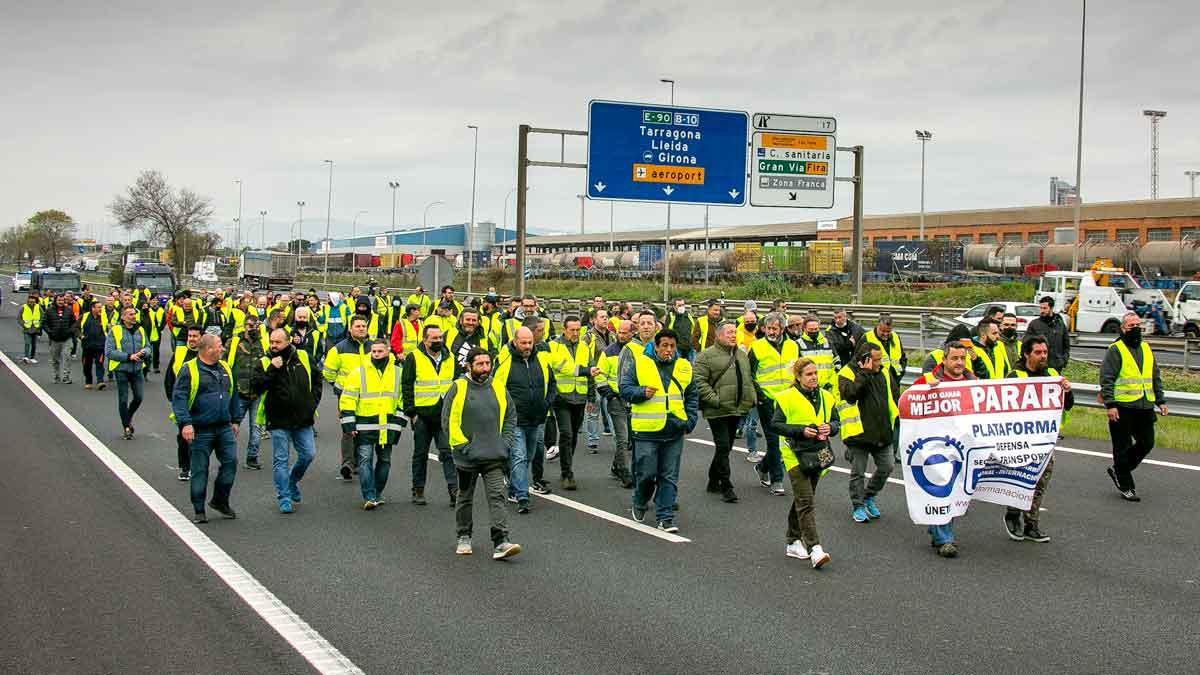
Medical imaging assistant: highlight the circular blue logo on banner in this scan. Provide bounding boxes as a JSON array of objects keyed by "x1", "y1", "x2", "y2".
[{"x1": 907, "y1": 436, "x2": 965, "y2": 499}]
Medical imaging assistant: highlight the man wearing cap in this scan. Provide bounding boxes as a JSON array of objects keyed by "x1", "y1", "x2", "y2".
[{"x1": 479, "y1": 293, "x2": 504, "y2": 347}]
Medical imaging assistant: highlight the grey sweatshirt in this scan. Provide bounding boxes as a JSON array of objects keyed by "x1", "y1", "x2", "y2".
[{"x1": 442, "y1": 373, "x2": 517, "y2": 470}]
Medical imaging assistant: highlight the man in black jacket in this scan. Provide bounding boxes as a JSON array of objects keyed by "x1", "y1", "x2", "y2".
[
  {"x1": 78, "y1": 302, "x2": 109, "y2": 389},
  {"x1": 498, "y1": 326, "x2": 557, "y2": 508},
  {"x1": 165, "y1": 325, "x2": 204, "y2": 481},
  {"x1": 251, "y1": 328, "x2": 322, "y2": 514},
  {"x1": 1025, "y1": 296, "x2": 1070, "y2": 371},
  {"x1": 826, "y1": 308, "x2": 865, "y2": 368},
  {"x1": 839, "y1": 343, "x2": 895, "y2": 523},
  {"x1": 42, "y1": 293, "x2": 77, "y2": 384},
  {"x1": 401, "y1": 325, "x2": 458, "y2": 506}
]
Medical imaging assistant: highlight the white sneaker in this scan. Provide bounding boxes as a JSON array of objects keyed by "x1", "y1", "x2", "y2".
[
  {"x1": 546, "y1": 445, "x2": 560, "y2": 461},
  {"x1": 29, "y1": 358, "x2": 38, "y2": 364},
  {"x1": 785, "y1": 540, "x2": 809, "y2": 560},
  {"x1": 455, "y1": 536, "x2": 472, "y2": 555},
  {"x1": 745, "y1": 450, "x2": 765, "y2": 463},
  {"x1": 809, "y1": 545, "x2": 830, "y2": 569}
]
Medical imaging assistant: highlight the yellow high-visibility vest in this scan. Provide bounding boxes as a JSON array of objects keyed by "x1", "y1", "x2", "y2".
[
  {"x1": 1111, "y1": 341, "x2": 1155, "y2": 404},
  {"x1": 446, "y1": 377, "x2": 509, "y2": 449},
  {"x1": 629, "y1": 354, "x2": 692, "y2": 433},
  {"x1": 20, "y1": 303, "x2": 42, "y2": 330},
  {"x1": 865, "y1": 329, "x2": 903, "y2": 378},
  {"x1": 797, "y1": 332, "x2": 836, "y2": 389},
  {"x1": 409, "y1": 349, "x2": 455, "y2": 408},
  {"x1": 551, "y1": 337, "x2": 590, "y2": 396},
  {"x1": 322, "y1": 339, "x2": 367, "y2": 389},
  {"x1": 750, "y1": 337, "x2": 799, "y2": 401},
  {"x1": 833, "y1": 365, "x2": 897, "y2": 441},
  {"x1": 107, "y1": 324, "x2": 148, "y2": 372},
  {"x1": 971, "y1": 341, "x2": 1009, "y2": 380},
  {"x1": 777, "y1": 385, "x2": 836, "y2": 472}
]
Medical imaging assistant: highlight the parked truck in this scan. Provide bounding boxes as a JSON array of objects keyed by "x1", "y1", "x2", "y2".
[
  {"x1": 1034, "y1": 260, "x2": 1171, "y2": 334},
  {"x1": 239, "y1": 250, "x2": 297, "y2": 290},
  {"x1": 193, "y1": 258, "x2": 218, "y2": 283}
]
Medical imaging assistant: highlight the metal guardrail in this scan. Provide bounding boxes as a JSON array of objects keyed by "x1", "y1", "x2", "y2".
[{"x1": 901, "y1": 367, "x2": 1199, "y2": 419}]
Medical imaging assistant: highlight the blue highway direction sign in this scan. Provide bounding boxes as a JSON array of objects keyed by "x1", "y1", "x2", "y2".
[{"x1": 586, "y1": 100, "x2": 748, "y2": 206}]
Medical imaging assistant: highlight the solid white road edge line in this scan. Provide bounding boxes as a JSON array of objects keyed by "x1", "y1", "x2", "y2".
[
  {"x1": 1054, "y1": 444, "x2": 1200, "y2": 471},
  {"x1": 426, "y1": 452, "x2": 690, "y2": 543},
  {"x1": 0, "y1": 350, "x2": 365, "y2": 675}
]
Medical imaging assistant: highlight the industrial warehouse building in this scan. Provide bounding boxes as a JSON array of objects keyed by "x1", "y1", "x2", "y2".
[
  {"x1": 323, "y1": 221, "x2": 518, "y2": 261},
  {"x1": 515, "y1": 197, "x2": 1200, "y2": 254}
]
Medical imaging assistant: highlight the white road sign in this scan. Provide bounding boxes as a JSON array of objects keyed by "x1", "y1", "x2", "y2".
[{"x1": 750, "y1": 112, "x2": 836, "y2": 208}]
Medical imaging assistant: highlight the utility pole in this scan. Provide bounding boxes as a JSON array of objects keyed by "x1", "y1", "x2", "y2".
[
  {"x1": 296, "y1": 201, "x2": 305, "y2": 256},
  {"x1": 1143, "y1": 110, "x2": 1166, "y2": 199},
  {"x1": 388, "y1": 181, "x2": 400, "y2": 245},
  {"x1": 703, "y1": 206, "x2": 710, "y2": 285},
  {"x1": 609, "y1": 202, "x2": 614, "y2": 254},
  {"x1": 467, "y1": 124, "x2": 479, "y2": 294},
  {"x1": 914, "y1": 130, "x2": 932, "y2": 239},
  {"x1": 258, "y1": 210, "x2": 267, "y2": 249},
  {"x1": 660, "y1": 77, "x2": 675, "y2": 303},
  {"x1": 576, "y1": 194, "x2": 586, "y2": 234},
  {"x1": 1187, "y1": 170, "x2": 1199, "y2": 198},
  {"x1": 322, "y1": 160, "x2": 334, "y2": 285}
]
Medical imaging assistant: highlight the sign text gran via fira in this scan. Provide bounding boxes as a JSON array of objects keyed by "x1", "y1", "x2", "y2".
[{"x1": 586, "y1": 100, "x2": 748, "y2": 206}]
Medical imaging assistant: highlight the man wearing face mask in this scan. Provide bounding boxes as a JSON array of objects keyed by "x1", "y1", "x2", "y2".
[
  {"x1": 666, "y1": 298, "x2": 697, "y2": 362},
  {"x1": 251, "y1": 328, "x2": 321, "y2": 513},
  {"x1": 290, "y1": 306, "x2": 324, "y2": 365},
  {"x1": 340, "y1": 339, "x2": 404, "y2": 510},
  {"x1": 1100, "y1": 312, "x2": 1167, "y2": 502},
  {"x1": 748, "y1": 313, "x2": 799, "y2": 496},
  {"x1": 796, "y1": 315, "x2": 836, "y2": 391},
  {"x1": 997, "y1": 313, "x2": 1020, "y2": 373},
  {"x1": 356, "y1": 298, "x2": 387, "y2": 340},
  {"x1": 401, "y1": 325, "x2": 458, "y2": 506}
]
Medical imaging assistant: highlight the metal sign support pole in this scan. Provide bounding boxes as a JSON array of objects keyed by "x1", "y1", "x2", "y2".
[
  {"x1": 835, "y1": 145, "x2": 864, "y2": 304},
  {"x1": 514, "y1": 124, "x2": 588, "y2": 298}
]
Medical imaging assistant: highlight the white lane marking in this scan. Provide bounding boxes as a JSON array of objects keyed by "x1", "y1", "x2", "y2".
[
  {"x1": 0, "y1": 351, "x2": 364, "y2": 675},
  {"x1": 426, "y1": 452, "x2": 690, "y2": 543},
  {"x1": 1055, "y1": 445, "x2": 1200, "y2": 471}
]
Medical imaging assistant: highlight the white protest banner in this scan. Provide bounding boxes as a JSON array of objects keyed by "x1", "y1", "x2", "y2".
[{"x1": 899, "y1": 377, "x2": 1065, "y2": 525}]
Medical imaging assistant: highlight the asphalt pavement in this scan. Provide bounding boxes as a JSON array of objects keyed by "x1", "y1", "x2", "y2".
[{"x1": 2, "y1": 289, "x2": 1199, "y2": 674}]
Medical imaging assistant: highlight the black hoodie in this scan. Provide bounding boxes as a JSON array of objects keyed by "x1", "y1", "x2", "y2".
[{"x1": 251, "y1": 344, "x2": 322, "y2": 429}]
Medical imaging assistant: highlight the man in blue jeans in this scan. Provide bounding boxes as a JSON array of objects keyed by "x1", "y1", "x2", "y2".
[
  {"x1": 339, "y1": 339, "x2": 404, "y2": 510},
  {"x1": 619, "y1": 329, "x2": 699, "y2": 534},
  {"x1": 106, "y1": 307, "x2": 151, "y2": 439},
  {"x1": 251, "y1": 328, "x2": 322, "y2": 513},
  {"x1": 495, "y1": 326, "x2": 556, "y2": 514},
  {"x1": 171, "y1": 334, "x2": 242, "y2": 524}
]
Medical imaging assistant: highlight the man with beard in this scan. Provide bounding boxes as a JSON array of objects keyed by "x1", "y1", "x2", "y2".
[
  {"x1": 324, "y1": 316, "x2": 371, "y2": 480},
  {"x1": 446, "y1": 307, "x2": 493, "y2": 375},
  {"x1": 252, "y1": 328, "x2": 321, "y2": 513},
  {"x1": 227, "y1": 313, "x2": 268, "y2": 470},
  {"x1": 445, "y1": 349, "x2": 522, "y2": 559},
  {"x1": 826, "y1": 308, "x2": 865, "y2": 374},
  {"x1": 401, "y1": 324, "x2": 458, "y2": 506}
]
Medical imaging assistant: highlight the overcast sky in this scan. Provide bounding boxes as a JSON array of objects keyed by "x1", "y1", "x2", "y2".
[{"x1": 2, "y1": 1, "x2": 1197, "y2": 245}]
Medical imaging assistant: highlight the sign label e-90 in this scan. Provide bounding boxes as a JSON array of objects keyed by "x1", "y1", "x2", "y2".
[{"x1": 642, "y1": 110, "x2": 699, "y2": 127}]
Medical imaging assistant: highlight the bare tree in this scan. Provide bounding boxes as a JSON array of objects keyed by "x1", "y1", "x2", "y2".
[
  {"x1": 109, "y1": 170, "x2": 214, "y2": 271},
  {"x1": 0, "y1": 224, "x2": 33, "y2": 264},
  {"x1": 26, "y1": 210, "x2": 78, "y2": 266}
]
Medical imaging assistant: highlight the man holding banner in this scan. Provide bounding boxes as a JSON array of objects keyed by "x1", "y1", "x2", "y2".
[
  {"x1": 1003, "y1": 335, "x2": 1074, "y2": 543},
  {"x1": 902, "y1": 339, "x2": 1066, "y2": 559}
]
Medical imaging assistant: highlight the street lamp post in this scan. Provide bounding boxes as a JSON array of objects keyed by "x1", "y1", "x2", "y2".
[
  {"x1": 423, "y1": 200, "x2": 444, "y2": 256},
  {"x1": 914, "y1": 130, "x2": 932, "y2": 239},
  {"x1": 1143, "y1": 110, "x2": 1167, "y2": 199},
  {"x1": 296, "y1": 201, "x2": 305, "y2": 255},
  {"x1": 467, "y1": 124, "x2": 479, "y2": 293},
  {"x1": 258, "y1": 210, "x2": 267, "y2": 249},
  {"x1": 351, "y1": 210, "x2": 367, "y2": 273},
  {"x1": 576, "y1": 194, "x2": 586, "y2": 235},
  {"x1": 234, "y1": 179, "x2": 243, "y2": 256},
  {"x1": 1071, "y1": 0, "x2": 1086, "y2": 271},
  {"x1": 386, "y1": 180, "x2": 400, "y2": 253},
  {"x1": 1187, "y1": 170, "x2": 1200, "y2": 198},
  {"x1": 703, "y1": 206, "x2": 710, "y2": 285},
  {"x1": 322, "y1": 160, "x2": 334, "y2": 285},
  {"x1": 609, "y1": 202, "x2": 615, "y2": 254},
  {"x1": 660, "y1": 77, "x2": 675, "y2": 303}
]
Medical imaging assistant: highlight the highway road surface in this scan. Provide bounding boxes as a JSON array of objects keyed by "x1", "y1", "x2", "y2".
[{"x1": 1, "y1": 294, "x2": 1198, "y2": 674}]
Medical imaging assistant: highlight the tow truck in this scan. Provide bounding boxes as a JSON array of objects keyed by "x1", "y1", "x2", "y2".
[{"x1": 1034, "y1": 260, "x2": 1171, "y2": 334}]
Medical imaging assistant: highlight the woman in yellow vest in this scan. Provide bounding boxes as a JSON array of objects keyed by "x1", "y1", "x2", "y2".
[
  {"x1": 20, "y1": 294, "x2": 43, "y2": 364},
  {"x1": 771, "y1": 357, "x2": 840, "y2": 569}
]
